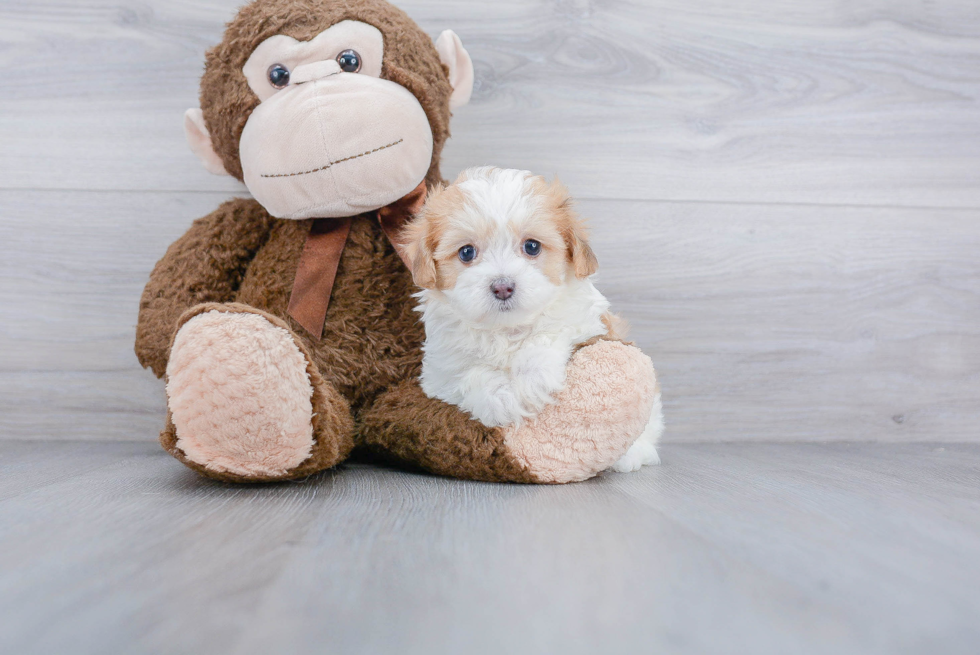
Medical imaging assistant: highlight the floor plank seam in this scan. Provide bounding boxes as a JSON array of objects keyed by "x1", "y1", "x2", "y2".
[{"x1": 3, "y1": 187, "x2": 980, "y2": 213}]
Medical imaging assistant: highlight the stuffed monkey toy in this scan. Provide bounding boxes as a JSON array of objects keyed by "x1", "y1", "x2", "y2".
[{"x1": 135, "y1": 0, "x2": 659, "y2": 484}]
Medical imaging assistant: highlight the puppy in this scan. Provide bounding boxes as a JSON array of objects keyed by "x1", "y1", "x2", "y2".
[{"x1": 401, "y1": 167, "x2": 662, "y2": 472}]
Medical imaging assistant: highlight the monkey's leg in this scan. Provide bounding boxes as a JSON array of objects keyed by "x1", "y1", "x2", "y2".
[
  {"x1": 161, "y1": 303, "x2": 354, "y2": 483},
  {"x1": 358, "y1": 339, "x2": 658, "y2": 484}
]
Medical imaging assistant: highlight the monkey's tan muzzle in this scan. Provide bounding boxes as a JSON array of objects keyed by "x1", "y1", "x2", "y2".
[{"x1": 239, "y1": 72, "x2": 433, "y2": 220}]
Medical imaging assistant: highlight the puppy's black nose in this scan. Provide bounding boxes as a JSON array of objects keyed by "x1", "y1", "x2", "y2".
[{"x1": 491, "y1": 278, "x2": 515, "y2": 300}]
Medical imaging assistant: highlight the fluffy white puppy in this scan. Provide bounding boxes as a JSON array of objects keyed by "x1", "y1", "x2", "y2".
[{"x1": 401, "y1": 167, "x2": 662, "y2": 472}]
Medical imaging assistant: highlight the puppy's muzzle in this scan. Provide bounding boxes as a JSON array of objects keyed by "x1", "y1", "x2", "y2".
[{"x1": 491, "y1": 278, "x2": 516, "y2": 301}]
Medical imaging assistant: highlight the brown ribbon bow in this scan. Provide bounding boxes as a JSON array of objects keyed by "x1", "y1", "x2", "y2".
[{"x1": 287, "y1": 180, "x2": 428, "y2": 340}]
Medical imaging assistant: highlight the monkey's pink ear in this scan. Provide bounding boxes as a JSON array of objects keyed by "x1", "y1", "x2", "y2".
[
  {"x1": 183, "y1": 108, "x2": 230, "y2": 176},
  {"x1": 435, "y1": 30, "x2": 474, "y2": 110}
]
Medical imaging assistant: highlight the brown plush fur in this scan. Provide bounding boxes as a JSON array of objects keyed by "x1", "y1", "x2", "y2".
[
  {"x1": 199, "y1": 0, "x2": 452, "y2": 187},
  {"x1": 357, "y1": 380, "x2": 539, "y2": 483},
  {"x1": 136, "y1": 0, "x2": 537, "y2": 483}
]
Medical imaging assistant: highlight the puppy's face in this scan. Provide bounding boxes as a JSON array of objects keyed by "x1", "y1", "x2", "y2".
[{"x1": 403, "y1": 167, "x2": 598, "y2": 326}]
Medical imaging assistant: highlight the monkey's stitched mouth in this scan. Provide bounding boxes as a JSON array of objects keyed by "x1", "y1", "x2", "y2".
[{"x1": 260, "y1": 138, "x2": 404, "y2": 179}]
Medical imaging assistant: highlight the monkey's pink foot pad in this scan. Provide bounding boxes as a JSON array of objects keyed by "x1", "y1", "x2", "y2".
[
  {"x1": 504, "y1": 340, "x2": 658, "y2": 483},
  {"x1": 166, "y1": 310, "x2": 316, "y2": 478}
]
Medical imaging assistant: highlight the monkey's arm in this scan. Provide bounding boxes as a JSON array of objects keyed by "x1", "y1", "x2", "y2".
[
  {"x1": 359, "y1": 339, "x2": 658, "y2": 484},
  {"x1": 135, "y1": 198, "x2": 274, "y2": 378},
  {"x1": 358, "y1": 379, "x2": 539, "y2": 483}
]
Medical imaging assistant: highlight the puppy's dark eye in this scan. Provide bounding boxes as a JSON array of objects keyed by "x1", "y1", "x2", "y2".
[
  {"x1": 523, "y1": 239, "x2": 542, "y2": 257},
  {"x1": 267, "y1": 64, "x2": 290, "y2": 88},
  {"x1": 336, "y1": 49, "x2": 362, "y2": 73},
  {"x1": 458, "y1": 245, "x2": 477, "y2": 263}
]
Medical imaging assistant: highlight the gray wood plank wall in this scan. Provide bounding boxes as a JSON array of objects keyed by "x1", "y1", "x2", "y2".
[{"x1": 1, "y1": 0, "x2": 978, "y2": 442}]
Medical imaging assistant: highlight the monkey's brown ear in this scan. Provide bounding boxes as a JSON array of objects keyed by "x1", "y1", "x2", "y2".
[
  {"x1": 435, "y1": 30, "x2": 474, "y2": 110},
  {"x1": 184, "y1": 109, "x2": 230, "y2": 176}
]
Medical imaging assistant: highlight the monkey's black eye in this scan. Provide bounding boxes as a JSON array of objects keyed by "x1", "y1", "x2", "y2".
[
  {"x1": 267, "y1": 64, "x2": 290, "y2": 89},
  {"x1": 336, "y1": 49, "x2": 362, "y2": 73},
  {"x1": 523, "y1": 239, "x2": 542, "y2": 257},
  {"x1": 458, "y1": 245, "x2": 477, "y2": 263}
]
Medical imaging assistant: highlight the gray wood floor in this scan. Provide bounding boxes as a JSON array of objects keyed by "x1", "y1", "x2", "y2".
[
  {"x1": 1, "y1": 1, "x2": 979, "y2": 652},
  {"x1": 1, "y1": 440, "x2": 978, "y2": 654}
]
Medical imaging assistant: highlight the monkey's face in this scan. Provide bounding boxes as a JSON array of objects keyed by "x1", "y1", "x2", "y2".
[
  {"x1": 239, "y1": 21, "x2": 433, "y2": 219},
  {"x1": 184, "y1": 6, "x2": 473, "y2": 220}
]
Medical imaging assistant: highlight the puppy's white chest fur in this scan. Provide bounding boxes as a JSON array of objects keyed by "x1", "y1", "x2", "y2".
[{"x1": 417, "y1": 278, "x2": 609, "y2": 428}]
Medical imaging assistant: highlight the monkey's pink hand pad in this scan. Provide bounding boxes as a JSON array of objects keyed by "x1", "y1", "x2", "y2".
[{"x1": 503, "y1": 340, "x2": 658, "y2": 483}]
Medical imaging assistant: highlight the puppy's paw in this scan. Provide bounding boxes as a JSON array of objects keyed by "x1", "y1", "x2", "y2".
[
  {"x1": 471, "y1": 384, "x2": 528, "y2": 427},
  {"x1": 458, "y1": 370, "x2": 528, "y2": 427},
  {"x1": 610, "y1": 440, "x2": 661, "y2": 473},
  {"x1": 510, "y1": 345, "x2": 570, "y2": 414},
  {"x1": 610, "y1": 391, "x2": 664, "y2": 472}
]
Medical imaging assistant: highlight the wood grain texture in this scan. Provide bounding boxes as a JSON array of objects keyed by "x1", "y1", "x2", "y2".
[
  {"x1": 0, "y1": 0, "x2": 979, "y2": 206},
  {"x1": 0, "y1": 0, "x2": 978, "y2": 443},
  {"x1": 1, "y1": 3, "x2": 977, "y2": 652},
  {"x1": 2, "y1": 191, "x2": 978, "y2": 442},
  {"x1": 0, "y1": 441, "x2": 977, "y2": 655},
  {"x1": 0, "y1": 190, "x2": 226, "y2": 441},
  {"x1": 586, "y1": 199, "x2": 980, "y2": 441}
]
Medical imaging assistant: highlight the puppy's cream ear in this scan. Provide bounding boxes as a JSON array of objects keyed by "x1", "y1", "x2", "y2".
[
  {"x1": 435, "y1": 30, "x2": 474, "y2": 110},
  {"x1": 547, "y1": 178, "x2": 598, "y2": 278},
  {"x1": 184, "y1": 108, "x2": 230, "y2": 176},
  {"x1": 402, "y1": 208, "x2": 440, "y2": 290},
  {"x1": 412, "y1": 240, "x2": 439, "y2": 289},
  {"x1": 567, "y1": 221, "x2": 599, "y2": 278}
]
